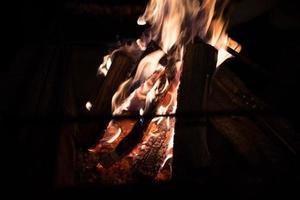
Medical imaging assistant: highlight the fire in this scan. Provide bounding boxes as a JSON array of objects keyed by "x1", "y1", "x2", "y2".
[
  {"x1": 98, "y1": 55, "x2": 112, "y2": 76},
  {"x1": 88, "y1": 0, "x2": 241, "y2": 184},
  {"x1": 85, "y1": 101, "x2": 92, "y2": 111}
]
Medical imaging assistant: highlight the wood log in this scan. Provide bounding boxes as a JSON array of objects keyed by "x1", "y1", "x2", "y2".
[
  {"x1": 92, "y1": 52, "x2": 134, "y2": 115},
  {"x1": 133, "y1": 127, "x2": 169, "y2": 179},
  {"x1": 208, "y1": 66, "x2": 298, "y2": 166},
  {"x1": 78, "y1": 41, "x2": 162, "y2": 147},
  {"x1": 113, "y1": 89, "x2": 166, "y2": 161},
  {"x1": 173, "y1": 40, "x2": 217, "y2": 181},
  {"x1": 98, "y1": 76, "x2": 169, "y2": 167},
  {"x1": 75, "y1": 52, "x2": 135, "y2": 147},
  {"x1": 115, "y1": 117, "x2": 150, "y2": 158},
  {"x1": 86, "y1": 41, "x2": 163, "y2": 161}
]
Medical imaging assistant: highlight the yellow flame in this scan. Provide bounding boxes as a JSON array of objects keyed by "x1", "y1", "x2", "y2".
[
  {"x1": 136, "y1": 39, "x2": 147, "y2": 51},
  {"x1": 205, "y1": 1, "x2": 242, "y2": 67},
  {"x1": 137, "y1": 0, "x2": 240, "y2": 66},
  {"x1": 139, "y1": 108, "x2": 144, "y2": 116},
  {"x1": 106, "y1": 127, "x2": 122, "y2": 144},
  {"x1": 132, "y1": 50, "x2": 165, "y2": 83},
  {"x1": 98, "y1": 55, "x2": 112, "y2": 76},
  {"x1": 112, "y1": 69, "x2": 165, "y2": 115},
  {"x1": 85, "y1": 101, "x2": 92, "y2": 111},
  {"x1": 139, "y1": 0, "x2": 198, "y2": 52}
]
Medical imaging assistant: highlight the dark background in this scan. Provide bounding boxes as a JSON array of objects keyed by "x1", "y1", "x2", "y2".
[{"x1": 1, "y1": 0, "x2": 299, "y2": 197}]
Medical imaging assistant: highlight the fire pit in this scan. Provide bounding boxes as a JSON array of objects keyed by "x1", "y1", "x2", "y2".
[
  {"x1": 63, "y1": 0, "x2": 242, "y2": 186},
  {"x1": 5, "y1": 0, "x2": 299, "y2": 196},
  {"x1": 56, "y1": 0, "x2": 243, "y2": 186}
]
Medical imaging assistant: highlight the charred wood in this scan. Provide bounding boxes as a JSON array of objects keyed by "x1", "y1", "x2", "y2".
[
  {"x1": 92, "y1": 52, "x2": 134, "y2": 115},
  {"x1": 75, "y1": 52, "x2": 135, "y2": 147},
  {"x1": 173, "y1": 40, "x2": 217, "y2": 181},
  {"x1": 208, "y1": 66, "x2": 298, "y2": 167}
]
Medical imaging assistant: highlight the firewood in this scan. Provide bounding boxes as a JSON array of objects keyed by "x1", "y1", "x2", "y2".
[
  {"x1": 173, "y1": 39, "x2": 217, "y2": 181},
  {"x1": 98, "y1": 74, "x2": 170, "y2": 167},
  {"x1": 208, "y1": 66, "x2": 298, "y2": 165},
  {"x1": 115, "y1": 117, "x2": 150, "y2": 158},
  {"x1": 133, "y1": 128, "x2": 168, "y2": 178},
  {"x1": 80, "y1": 41, "x2": 162, "y2": 144},
  {"x1": 75, "y1": 52, "x2": 136, "y2": 147},
  {"x1": 92, "y1": 52, "x2": 135, "y2": 116}
]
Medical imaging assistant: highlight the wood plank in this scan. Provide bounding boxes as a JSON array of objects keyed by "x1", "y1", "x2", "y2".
[{"x1": 173, "y1": 40, "x2": 217, "y2": 181}]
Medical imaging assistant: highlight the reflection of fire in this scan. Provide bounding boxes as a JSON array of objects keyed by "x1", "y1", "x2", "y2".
[{"x1": 88, "y1": 0, "x2": 241, "y2": 184}]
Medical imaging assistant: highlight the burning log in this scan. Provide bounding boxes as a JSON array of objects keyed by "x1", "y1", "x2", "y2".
[
  {"x1": 92, "y1": 118, "x2": 151, "y2": 168},
  {"x1": 91, "y1": 40, "x2": 161, "y2": 118},
  {"x1": 94, "y1": 69, "x2": 171, "y2": 168},
  {"x1": 173, "y1": 39, "x2": 217, "y2": 181},
  {"x1": 115, "y1": 115, "x2": 151, "y2": 159},
  {"x1": 72, "y1": 0, "x2": 244, "y2": 185},
  {"x1": 114, "y1": 68, "x2": 169, "y2": 160},
  {"x1": 84, "y1": 67, "x2": 177, "y2": 183},
  {"x1": 74, "y1": 52, "x2": 136, "y2": 147},
  {"x1": 132, "y1": 123, "x2": 170, "y2": 179},
  {"x1": 78, "y1": 41, "x2": 162, "y2": 146},
  {"x1": 92, "y1": 52, "x2": 134, "y2": 116}
]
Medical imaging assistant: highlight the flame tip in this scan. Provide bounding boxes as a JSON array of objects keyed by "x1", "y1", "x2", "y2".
[{"x1": 85, "y1": 101, "x2": 92, "y2": 111}]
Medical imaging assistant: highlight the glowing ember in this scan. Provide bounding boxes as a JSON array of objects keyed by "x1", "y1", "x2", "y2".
[{"x1": 88, "y1": 0, "x2": 241, "y2": 184}]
